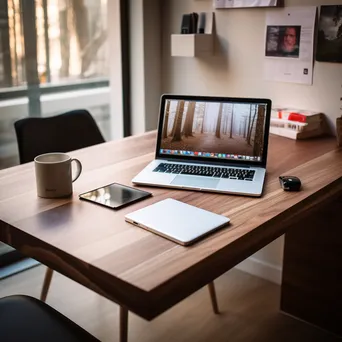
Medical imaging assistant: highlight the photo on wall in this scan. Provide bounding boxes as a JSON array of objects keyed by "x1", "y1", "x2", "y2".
[
  {"x1": 265, "y1": 25, "x2": 301, "y2": 58},
  {"x1": 316, "y1": 5, "x2": 342, "y2": 63},
  {"x1": 160, "y1": 100, "x2": 266, "y2": 158}
]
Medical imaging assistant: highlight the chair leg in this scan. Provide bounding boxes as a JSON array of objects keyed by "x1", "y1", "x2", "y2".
[
  {"x1": 120, "y1": 306, "x2": 128, "y2": 342},
  {"x1": 40, "y1": 268, "x2": 54, "y2": 302},
  {"x1": 208, "y1": 282, "x2": 219, "y2": 314}
]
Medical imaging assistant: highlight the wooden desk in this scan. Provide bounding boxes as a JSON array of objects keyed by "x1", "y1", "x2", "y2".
[{"x1": 1, "y1": 133, "x2": 341, "y2": 336}]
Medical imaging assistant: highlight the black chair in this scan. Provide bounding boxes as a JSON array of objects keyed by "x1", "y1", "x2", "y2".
[
  {"x1": 14, "y1": 110, "x2": 105, "y2": 302},
  {"x1": 14, "y1": 109, "x2": 105, "y2": 164},
  {"x1": 0, "y1": 295, "x2": 99, "y2": 341}
]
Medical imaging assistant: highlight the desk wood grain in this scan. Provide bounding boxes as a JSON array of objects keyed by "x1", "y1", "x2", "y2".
[{"x1": 1, "y1": 132, "x2": 341, "y2": 320}]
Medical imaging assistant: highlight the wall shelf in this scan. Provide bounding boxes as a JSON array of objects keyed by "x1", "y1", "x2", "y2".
[
  {"x1": 171, "y1": 12, "x2": 214, "y2": 58},
  {"x1": 171, "y1": 34, "x2": 213, "y2": 57}
]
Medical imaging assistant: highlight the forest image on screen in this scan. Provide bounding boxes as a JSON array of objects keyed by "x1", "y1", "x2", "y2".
[{"x1": 160, "y1": 100, "x2": 267, "y2": 159}]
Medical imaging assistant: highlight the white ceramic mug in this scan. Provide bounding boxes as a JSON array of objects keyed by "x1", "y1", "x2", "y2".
[{"x1": 34, "y1": 153, "x2": 82, "y2": 198}]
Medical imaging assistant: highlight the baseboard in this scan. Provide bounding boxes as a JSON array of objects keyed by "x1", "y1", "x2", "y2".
[{"x1": 234, "y1": 257, "x2": 282, "y2": 285}]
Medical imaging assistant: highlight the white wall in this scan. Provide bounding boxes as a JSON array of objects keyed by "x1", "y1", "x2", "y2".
[
  {"x1": 160, "y1": 0, "x2": 342, "y2": 284},
  {"x1": 108, "y1": 0, "x2": 125, "y2": 140},
  {"x1": 129, "y1": 0, "x2": 162, "y2": 135},
  {"x1": 162, "y1": 0, "x2": 342, "y2": 132}
]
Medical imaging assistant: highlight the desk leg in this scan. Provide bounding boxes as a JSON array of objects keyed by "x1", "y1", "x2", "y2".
[
  {"x1": 40, "y1": 267, "x2": 54, "y2": 302},
  {"x1": 281, "y1": 195, "x2": 342, "y2": 337},
  {"x1": 208, "y1": 282, "x2": 219, "y2": 314},
  {"x1": 120, "y1": 306, "x2": 128, "y2": 342}
]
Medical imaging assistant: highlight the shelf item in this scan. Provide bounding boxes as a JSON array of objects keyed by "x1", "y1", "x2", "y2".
[
  {"x1": 214, "y1": 0, "x2": 281, "y2": 8},
  {"x1": 171, "y1": 12, "x2": 214, "y2": 58}
]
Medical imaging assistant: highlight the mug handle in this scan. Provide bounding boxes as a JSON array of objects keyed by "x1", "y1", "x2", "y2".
[{"x1": 71, "y1": 158, "x2": 82, "y2": 182}]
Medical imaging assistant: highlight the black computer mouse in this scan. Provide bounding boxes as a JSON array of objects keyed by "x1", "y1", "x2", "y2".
[{"x1": 279, "y1": 176, "x2": 302, "y2": 191}]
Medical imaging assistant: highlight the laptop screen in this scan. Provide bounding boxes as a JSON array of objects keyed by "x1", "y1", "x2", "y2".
[{"x1": 157, "y1": 96, "x2": 271, "y2": 166}]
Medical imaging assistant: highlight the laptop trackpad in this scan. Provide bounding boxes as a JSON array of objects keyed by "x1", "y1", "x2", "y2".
[{"x1": 171, "y1": 175, "x2": 219, "y2": 189}]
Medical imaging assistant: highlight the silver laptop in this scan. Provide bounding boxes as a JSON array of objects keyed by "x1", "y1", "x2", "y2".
[{"x1": 132, "y1": 95, "x2": 272, "y2": 197}]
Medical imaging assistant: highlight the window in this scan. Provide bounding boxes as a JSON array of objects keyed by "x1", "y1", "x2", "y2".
[
  {"x1": 1, "y1": 0, "x2": 108, "y2": 89},
  {"x1": 0, "y1": 0, "x2": 112, "y2": 271},
  {"x1": 0, "y1": 0, "x2": 111, "y2": 171}
]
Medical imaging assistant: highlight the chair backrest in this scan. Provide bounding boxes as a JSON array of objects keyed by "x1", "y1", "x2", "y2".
[
  {"x1": 0, "y1": 295, "x2": 99, "y2": 341},
  {"x1": 14, "y1": 110, "x2": 105, "y2": 164}
]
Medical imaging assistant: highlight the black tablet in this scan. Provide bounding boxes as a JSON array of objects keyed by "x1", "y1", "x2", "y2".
[{"x1": 79, "y1": 183, "x2": 152, "y2": 210}]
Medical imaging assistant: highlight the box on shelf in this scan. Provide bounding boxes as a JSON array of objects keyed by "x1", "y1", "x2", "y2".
[{"x1": 270, "y1": 107, "x2": 327, "y2": 140}]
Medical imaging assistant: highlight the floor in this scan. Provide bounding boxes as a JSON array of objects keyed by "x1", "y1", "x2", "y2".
[
  {"x1": 0, "y1": 266, "x2": 339, "y2": 342},
  {"x1": 0, "y1": 242, "x2": 12, "y2": 256},
  {"x1": 0, "y1": 258, "x2": 40, "y2": 280}
]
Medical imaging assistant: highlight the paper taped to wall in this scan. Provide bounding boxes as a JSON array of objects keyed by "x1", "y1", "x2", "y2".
[
  {"x1": 264, "y1": 7, "x2": 316, "y2": 85},
  {"x1": 214, "y1": 0, "x2": 279, "y2": 8}
]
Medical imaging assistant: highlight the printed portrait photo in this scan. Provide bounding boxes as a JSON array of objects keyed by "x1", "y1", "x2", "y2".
[{"x1": 265, "y1": 25, "x2": 301, "y2": 58}]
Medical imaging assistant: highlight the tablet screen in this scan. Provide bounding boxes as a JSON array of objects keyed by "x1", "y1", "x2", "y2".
[{"x1": 79, "y1": 183, "x2": 152, "y2": 209}]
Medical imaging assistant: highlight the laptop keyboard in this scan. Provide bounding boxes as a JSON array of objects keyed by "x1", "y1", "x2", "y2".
[{"x1": 153, "y1": 163, "x2": 255, "y2": 181}]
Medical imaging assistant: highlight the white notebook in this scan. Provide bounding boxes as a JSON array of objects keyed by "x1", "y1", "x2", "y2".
[{"x1": 125, "y1": 198, "x2": 230, "y2": 246}]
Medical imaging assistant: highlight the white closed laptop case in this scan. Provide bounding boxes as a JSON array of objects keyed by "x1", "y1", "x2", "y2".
[{"x1": 125, "y1": 198, "x2": 230, "y2": 246}]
